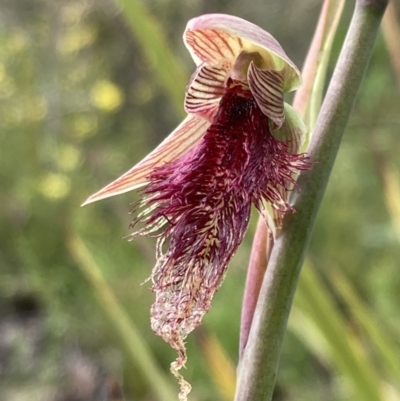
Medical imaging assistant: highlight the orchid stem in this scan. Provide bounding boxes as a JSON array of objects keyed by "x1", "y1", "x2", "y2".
[
  {"x1": 239, "y1": 218, "x2": 270, "y2": 357},
  {"x1": 235, "y1": 1, "x2": 388, "y2": 400},
  {"x1": 239, "y1": 0, "x2": 343, "y2": 359}
]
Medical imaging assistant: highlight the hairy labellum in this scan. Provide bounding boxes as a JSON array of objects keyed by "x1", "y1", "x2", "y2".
[
  {"x1": 82, "y1": 15, "x2": 311, "y2": 400},
  {"x1": 130, "y1": 82, "x2": 310, "y2": 393}
]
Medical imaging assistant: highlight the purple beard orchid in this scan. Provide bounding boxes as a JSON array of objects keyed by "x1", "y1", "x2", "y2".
[{"x1": 83, "y1": 14, "x2": 310, "y2": 400}]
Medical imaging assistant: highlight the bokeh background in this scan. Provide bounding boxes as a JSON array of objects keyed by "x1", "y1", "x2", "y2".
[{"x1": 1, "y1": 0, "x2": 400, "y2": 400}]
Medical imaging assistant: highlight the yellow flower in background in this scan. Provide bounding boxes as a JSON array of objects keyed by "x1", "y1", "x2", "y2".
[
  {"x1": 38, "y1": 173, "x2": 71, "y2": 200},
  {"x1": 90, "y1": 80, "x2": 124, "y2": 112}
]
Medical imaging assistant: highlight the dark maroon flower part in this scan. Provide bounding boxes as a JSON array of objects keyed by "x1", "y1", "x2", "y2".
[
  {"x1": 82, "y1": 13, "x2": 312, "y2": 400},
  {"x1": 130, "y1": 81, "x2": 310, "y2": 392}
]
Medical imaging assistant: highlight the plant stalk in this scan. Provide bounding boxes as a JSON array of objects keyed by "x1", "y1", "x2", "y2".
[
  {"x1": 239, "y1": 0, "x2": 345, "y2": 358},
  {"x1": 234, "y1": 1, "x2": 388, "y2": 400}
]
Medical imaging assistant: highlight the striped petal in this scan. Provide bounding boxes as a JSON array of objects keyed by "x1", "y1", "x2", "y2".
[
  {"x1": 248, "y1": 62, "x2": 285, "y2": 129},
  {"x1": 184, "y1": 63, "x2": 228, "y2": 121},
  {"x1": 185, "y1": 14, "x2": 301, "y2": 92},
  {"x1": 82, "y1": 115, "x2": 210, "y2": 205},
  {"x1": 272, "y1": 103, "x2": 308, "y2": 154},
  {"x1": 184, "y1": 28, "x2": 242, "y2": 66}
]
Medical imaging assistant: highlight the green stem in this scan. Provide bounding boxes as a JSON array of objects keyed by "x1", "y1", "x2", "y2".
[
  {"x1": 234, "y1": 1, "x2": 388, "y2": 400},
  {"x1": 239, "y1": 0, "x2": 345, "y2": 359}
]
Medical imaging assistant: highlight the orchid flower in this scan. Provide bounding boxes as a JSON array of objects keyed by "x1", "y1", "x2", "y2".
[{"x1": 83, "y1": 14, "x2": 310, "y2": 400}]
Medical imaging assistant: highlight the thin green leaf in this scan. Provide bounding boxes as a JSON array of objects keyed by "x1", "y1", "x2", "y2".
[
  {"x1": 307, "y1": 0, "x2": 346, "y2": 133},
  {"x1": 327, "y1": 265, "x2": 400, "y2": 387},
  {"x1": 296, "y1": 262, "x2": 384, "y2": 401},
  {"x1": 381, "y1": 1, "x2": 400, "y2": 91},
  {"x1": 195, "y1": 328, "x2": 236, "y2": 401},
  {"x1": 293, "y1": 0, "x2": 345, "y2": 134},
  {"x1": 66, "y1": 234, "x2": 177, "y2": 401},
  {"x1": 115, "y1": 0, "x2": 187, "y2": 114},
  {"x1": 287, "y1": 306, "x2": 331, "y2": 367}
]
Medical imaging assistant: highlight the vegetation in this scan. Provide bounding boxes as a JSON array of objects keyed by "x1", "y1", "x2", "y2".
[{"x1": 1, "y1": 0, "x2": 399, "y2": 400}]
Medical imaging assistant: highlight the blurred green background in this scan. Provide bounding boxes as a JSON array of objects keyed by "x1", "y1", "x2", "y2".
[{"x1": 1, "y1": 0, "x2": 400, "y2": 400}]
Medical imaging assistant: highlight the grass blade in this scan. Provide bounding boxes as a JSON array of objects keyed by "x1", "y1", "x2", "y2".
[
  {"x1": 296, "y1": 262, "x2": 384, "y2": 401},
  {"x1": 115, "y1": 0, "x2": 187, "y2": 113},
  {"x1": 195, "y1": 328, "x2": 236, "y2": 401},
  {"x1": 66, "y1": 233, "x2": 177, "y2": 401},
  {"x1": 326, "y1": 266, "x2": 400, "y2": 387},
  {"x1": 381, "y1": 1, "x2": 400, "y2": 91}
]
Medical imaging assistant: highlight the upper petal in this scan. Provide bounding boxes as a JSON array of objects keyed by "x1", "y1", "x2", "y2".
[
  {"x1": 184, "y1": 62, "x2": 228, "y2": 121},
  {"x1": 81, "y1": 115, "x2": 210, "y2": 205},
  {"x1": 184, "y1": 14, "x2": 301, "y2": 93},
  {"x1": 184, "y1": 27, "x2": 243, "y2": 67},
  {"x1": 248, "y1": 62, "x2": 285, "y2": 129}
]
